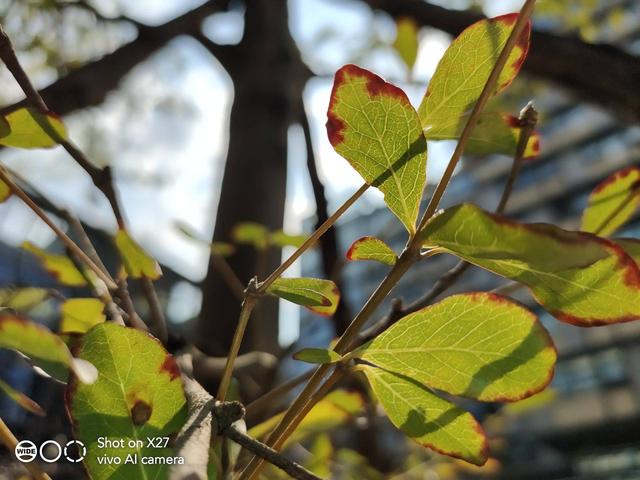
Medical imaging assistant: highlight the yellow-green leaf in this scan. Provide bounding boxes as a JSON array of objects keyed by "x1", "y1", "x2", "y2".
[
  {"x1": 115, "y1": 229, "x2": 162, "y2": 279},
  {"x1": 66, "y1": 323, "x2": 187, "y2": 480},
  {"x1": 21, "y1": 241, "x2": 87, "y2": 287},
  {"x1": 582, "y1": 167, "x2": 640, "y2": 237},
  {"x1": 232, "y1": 222, "x2": 270, "y2": 250},
  {"x1": 346, "y1": 236, "x2": 397, "y2": 266},
  {"x1": 0, "y1": 314, "x2": 76, "y2": 382},
  {"x1": 293, "y1": 348, "x2": 342, "y2": 364},
  {"x1": 393, "y1": 17, "x2": 419, "y2": 72},
  {"x1": 0, "y1": 107, "x2": 68, "y2": 148},
  {"x1": 59, "y1": 298, "x2": 105, "y2": 334},
  {"x1": 422, "y1": 203, "x2": 640, "y2": 326},
  {"x1": 266, "y1": 277, "x2": 340, "y2": 316},
  {"x1": 327, "y1": 64, "x2": 427, "y2": 233},
  {"x1": 0, "y1": 377, "x2": 45, "y2": 416},
  {"x1": 354, "y1": 293, "x2": 555, "y2": 402},
  {"x1": 249, "y1": 390, "x2": 363, "y2": 448},
  {"x1": 443, "y1": 112, "x2": 540, "y2": 159},
  {"x1": 419, "y1": 15, "x2": 530, "y2": 140},
  {"x1": 175, "y1": 221, "x2": 236, "y2": 256},
  {"x1": 270, "y1": 230, "x2": 308, "y2": 249},
  {"x1": 362, "y1": 366, "x2": 488, "y2": 466},
  {"x1": 0, "y1": 288, "x2": 49, "y2": 312},
  {"x1": 0, "y1": 179, "x2": 11, "y2": 203}
]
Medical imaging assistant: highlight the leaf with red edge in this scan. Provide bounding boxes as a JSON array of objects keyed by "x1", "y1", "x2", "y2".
[
  {"x1": 346, "y1": 236, "x2": 397, "y2": 266},
  {"x1": 326, "y1": 64, "x2": 427, "y2": 233},
  {"x1": 21, "y1": 241, "x2": 87, "y2": 287},
  {"x1": 421, "y1": 203, "x2": 640, "y2": 326},
  {"x1": 582, "y1": 167, "x2": 640, "y2": 237},
  {"x1": 266, "y1": 277, "x2": 340, "y2": 316},
  {"x1": 354, "y1": 293, "x2": 556, "y2": 402},
  {"x1": 0, "y1": 378, "x2": 44, "y2": 416},
  {"x1": 66, "y1": 323, "x2": 187, "y2": 480},
  {"x1": 446, "y1": 112, "x2": 540, "y2": 159},
  {"x1": 419, "y1": 14, "x2": 531, "y2": 148},
  {"x1": 361, "y1": 365, "x2": 488, "y2": 466}
]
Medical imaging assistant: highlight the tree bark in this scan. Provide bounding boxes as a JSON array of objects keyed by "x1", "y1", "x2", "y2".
[{"x1": 196, "y1": 0, "x2": 305, "y2": 356}]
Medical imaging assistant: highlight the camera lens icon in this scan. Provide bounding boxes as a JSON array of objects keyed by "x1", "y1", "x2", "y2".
[{"x1": 14, "y1": 440, "x2": 38, "y2": 463}]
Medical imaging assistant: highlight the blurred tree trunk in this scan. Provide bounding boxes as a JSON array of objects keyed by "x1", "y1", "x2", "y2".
[{"x1": 196, "y1": 0, "x2": 302, "y2": 357}]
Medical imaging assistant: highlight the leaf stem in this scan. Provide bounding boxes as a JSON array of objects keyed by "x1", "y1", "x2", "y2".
[
  {"x1": 0, "y1": 417, "x2": 51, "y2": 480},
  {"x1": 416, "y1": 0, "x2": 537, "y2": 232},
  {"x1": 0, "y1": 168, "x2": 118, "y2": 290},
  {"x1": 258, "y1": 182, "x2": 368, "y2": 292},
  {"x1": 216, "y1": 284, "x2": 259, "y2": 402}
]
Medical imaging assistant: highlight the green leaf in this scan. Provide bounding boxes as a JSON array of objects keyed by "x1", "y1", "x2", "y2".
[
  {"x1": 393, "y1": 17, "x2": 419, "y2": 72},
  {"x1": 59, "y1": 298, "x2": 105, "y2": 334},
  {"x1": 66, "y1": 323, "x2": 187, "y2": 480},
  {"x1": 346, "y1": 236, "x2": 397, "y2": 266},
  {"x1": 354, "y1": 293, "x2": 555, "y2": 401},
  {"x1": 293, "y1": 348, "x2": 342, "y2": 364},
  {"x1": 0, "y1": 179, "x2": 11, "y2": 203},
  {"x1": 444, "y1": 112, "x2": 540, "y2": 159},
  {"x1": 0, "y1": 377, "x2": 45, "y2": 416},
  {"x1": 0, "y1": 314, "x2": 92, "y2": 383},
  {"x1": 582, "y1": 167, "x2": 640, "y2": 237},
  {"x1": 231, "y1": 222, "x2": 270, "y2": 250},
  {"x1": 249, "y1": 390, "x2": 363, "y2": 447},
  {"x1": 175, "y1": 221, "x2": 236, "y2": 256},
  {"x1": 115, "y1": 229, "x2": 162, "y2": 279},
  {"x1": 211, "y1": 242, "x2": 235, "y2": 257},
  {"x1": 0, "y1": 107, "x2": 68, "y2": 148},
  {"x1": 419, "y1": 14, "x2": 530, "y2": 140},
  {"x1": 616, "y1": 238, "x2": 640, "y2": 264},
  {"x1": 327, "y1": 64, "x2": 427, "y2": 233},
  {"x1": 361, "y1": 366, "x2": 488, "y2": 466},
  {"x1": 421, "y1": 203, "x2": 640, "y2": 326},
  {"x1": 270, "y1": 230, "x2": 308, "y2": 249},
  {"x1": 0, "y1": 288, "x2": 49, "y2": 312},
  {"x1": 266, "y1": 277, "x2": 340, "y2": 316},
  {"x1": 22, "y1": 241, "x2": 87, "y2": 287}
]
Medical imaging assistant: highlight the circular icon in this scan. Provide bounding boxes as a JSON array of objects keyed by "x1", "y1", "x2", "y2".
[
  {"x1": 64, "y1": 440, "x2": 86, "y2": 463},
  {"x1": 15, "y1": 440, "x2": 37, "y2": 463},
  {"x1": 39, "y1": 440, "x2": 62, "y2": 463}
]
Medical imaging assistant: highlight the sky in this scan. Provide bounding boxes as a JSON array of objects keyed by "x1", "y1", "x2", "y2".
[{"x1": 0, "y1": 0, "x2": 524, "y2": 340}]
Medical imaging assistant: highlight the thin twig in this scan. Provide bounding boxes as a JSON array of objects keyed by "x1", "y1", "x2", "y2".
[
  {"x1": 0, "y1": 168, "x2": 118, "y2": 290},
  {"x1": 245, "y1": 369, "x2": 314, "y2": 420},
  {"x1": 212, "y1": 254, "x2": 245, "y2": 301},
  {"x1": 213, "y1": 401, "x2": 321, "y2": 480},
  {"x1": 140, "y1": 277, "x2": 168, "y2": 344},
  {"x1": 0, "y1": 417, "x2": 51, "y2": 480}
]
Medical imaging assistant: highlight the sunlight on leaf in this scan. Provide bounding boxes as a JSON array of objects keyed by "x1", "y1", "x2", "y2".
[
  {"x1": 67, "y1": 323, "x2": 187, "y2": 480},
  {"x1": 115, "y1": 229, "x2": 162, "y2": 279},
  {"x1": 232, "y1": 222, "x2": 270, "y2": 250},
  {"x1": 419, "y1": 14, "x2": 530, "y2": 143},
  {"x1": 362, "y1": 366, "x2": 488, "y2": 466},
  {"x1": 354, "y1": 293, "x2": 555, "y2": 401},
  {"x1": 293, "y1": 348, "x2": 342, "y2": 364},
  {"x1": 249, "y1": 390, "x2": 363, "y2": 448},
  {"x1": 266, "y1": 277, "x2": 340, "y2": 316},
  {"x1": 0, "y1": 107, "x2": 68, "y2": 148},
  {"x1": 346, "y1": 236, "x2": 397, "y2": 266},
  {"x1": 0, "y1": 377, "x2": 45, "y2": 416},
  {"x1": 59, "y1": 298, "x2": 106, "y2": 334},
  {"x1": 422, "y1": 203, "x2": 640, "y2": 325},
  {"x1": 22, "y1": 241, "x2": 87, "y2": 287},
  {"x1": 0, "y1": 288, "x2": 49, "y2": 312},
  {"x1": 393, "y1": 17, "x2": 419, "y2": 73},
  {"x1": 582, "y1": 167, "x2": 640, "y2": 237},
  {"x1": 327, "y1": 64, "x2": 427, "y2": 233},
  {"x1": 270, "y1": 230, "x2": 308, "y2": 249},
  {"x1": 0, "y1": 314, "x2": 73, "y2": 382}
]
